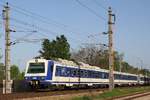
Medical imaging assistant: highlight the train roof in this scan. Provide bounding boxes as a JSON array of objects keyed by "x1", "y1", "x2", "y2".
[{"x1": 29, "y1": 58, "x2": 138, "y2": 76}]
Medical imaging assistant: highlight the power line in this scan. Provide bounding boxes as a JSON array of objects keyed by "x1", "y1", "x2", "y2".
[
  {"x1": 11, "y1": 31, "x2": 37, "y2": 41},
  {"x1": 9, "y1": 3, "x2": 67, "y2": 28},
  {"x1": 12, "y1": 8, "x2": 67, "y2": 29},
  {"x1": 0, "y1": 1, "x2": 93, "y2": 47},
  {"x1": 10, "y1": 24, "x2": 37, "y2": 32},
  {"x1": 0, "y1": 1, "x2": 81, "y2": 38},
  {"x1": 11, "y1": 18, "x2": 85, "y2": 46},
  {"x1": 1, "y1": 1, "x2": 95, "y2": 38},
  {"x1": 11, "y1": 17, "x2": 87, "y2": 46},
  {"x1": 10, "y1": 24, "x2": 52, "y2": 41},
  {"x1": 10, "y1": 17, "x2": 58, "y2": 37},
  {"x1": 11, "y1": 38, "x2": 46, "y2": 45},
  {"x1": 92, "y1": 0, "x2": 108, "y2": 11},
  {"x1": 88, "y1": 32, "x2": 108, "y2": 38},
  {"x1": 11, "y1": 7, "x2": 88, "y2": 38},
  {"x1": 75, "y1": 0, "x2": 106, "y2": 21},
  {"x1": 10, "y1": 10, "x2": 87, "y2": 44},
  {"x1": 2, "y1": 1, "x2": 87, "y2": 37}
]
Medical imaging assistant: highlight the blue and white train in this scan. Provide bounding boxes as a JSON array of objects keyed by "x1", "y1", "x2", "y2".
[{"x1": 24, "y1": 58, "x2": 150, "y2": 89}]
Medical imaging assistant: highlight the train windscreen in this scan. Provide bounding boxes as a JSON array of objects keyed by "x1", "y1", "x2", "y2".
[{"x1": 27, "y1": 63, "x2": 45, "y2": 73}]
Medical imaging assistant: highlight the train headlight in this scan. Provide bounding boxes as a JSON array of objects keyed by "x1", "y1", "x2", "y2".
[
  {"x1": 41, "y1": 77, "x2": 45, "y2": 80},
  {"x1": 25, "y1": 77, "x2": 28, "y2": 80},
  {"x1": 35, "y1": 81, "x2": 38, "y2": 85},
  {"x1": 32, "y1": 77, "x2": 37, "y2": 80}
]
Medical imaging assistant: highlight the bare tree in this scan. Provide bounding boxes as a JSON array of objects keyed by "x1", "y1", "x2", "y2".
[{"x1": 71, "y1": 44, "x2": 108, "y2": 69}]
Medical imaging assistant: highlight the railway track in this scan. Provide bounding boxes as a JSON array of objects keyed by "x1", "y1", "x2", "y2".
[
  {"x1": 0, "y1": 86, "x2": 149, "y2": 100},
  {"x1": 113, "y1": 92, "x2": 150, "y2": 100},
  {"x1": 0, "y1": 88, "x2": 106, "y2": 100}
]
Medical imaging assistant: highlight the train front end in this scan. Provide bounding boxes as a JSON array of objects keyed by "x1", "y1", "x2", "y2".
[{"x1": 24, "y1": 58, "x2": 53, "y2": 88}]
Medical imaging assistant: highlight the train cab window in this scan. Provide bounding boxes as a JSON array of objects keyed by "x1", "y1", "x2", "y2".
[{"x1": 27, "y1": 63, "x2": 45, "y2": 73}]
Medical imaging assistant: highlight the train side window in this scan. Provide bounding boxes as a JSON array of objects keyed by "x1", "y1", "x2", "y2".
[
  {"x1": 115, "y1": 74, "x2": 117, "y2": 79},
  {"x1": 55, "y1": 66, "x2": 61, "y2": 76},
  {"x1": 105, "y1": 73, "x2": 109, "y2": 79},
  {"x1": 84, "y1": 70, "x2": 88, "y2": 78},
  {"x1": 76, "y1": 70, "x2": 80, "y2": 77},
  {"x1": 95, "y1": 72, "x2": 99, "y2": 78},
  {"x1": 66, "y1": 68, "x2": 71, "y2": 76},
  {"x1": 88, "y1": 71, "x2": 92, "y2": 78},
  {"x1": 115, "y1": 74, "x2": 118, "y2": 79},
  {"x1": 120, "y1": 75, "x2": 123, "y2": 80},
  {"x1": 82, "y1": 70, "x2": 85, "y2": 77},
  {"x1": 102, "y1": 73, "x2": 105, "y2": 79},
  {"x1": 70, "y1": 69, "x2": 75, "y2": 77},
  {"x1": 93, "y1": 71, "x2": 95, "y2": 78},
  {"x1": 72, "y1": 69, "x2": 76, "y2": 77},
  {"x1": 99, "y1": 72, "x2": 102, "y2": 78},
  {"x1": 118, "y1": 74, "x2": 121, "y2": 79},
  {"x1": 123, "y1": 75, "x2": 126, "y2": 80},
  {"x1": 80, "y1": 70, "x2": 84, "y2": 78},
  {"x1": 61, "y1": 67, "x2": 67, "y2": 76}
]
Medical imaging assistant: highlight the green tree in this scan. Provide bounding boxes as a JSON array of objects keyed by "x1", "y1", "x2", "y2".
[
  {"x1": 10, "y1": 65, "x2": 20, "y2": 80},
  {"x1": 39, "y1": 35, "x2": 70, "y2": 60},
  {"x1": 39, "y1": 39, "x2": 51, "y2": 59},
  {"x1": 18, "y1": 71, "x2": 25, "y2": 80}
]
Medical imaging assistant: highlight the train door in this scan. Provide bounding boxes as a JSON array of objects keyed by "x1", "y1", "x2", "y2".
[{"x1": 45, "y1": 61, "x2": 54, "y2": 80}]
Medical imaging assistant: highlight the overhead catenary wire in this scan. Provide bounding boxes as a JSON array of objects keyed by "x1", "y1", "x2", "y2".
[
  {"x1": 10, "y1": 24, "x2": 37, "y2": 33},
  {"x1": 0, "y1": 1, "x2": 65, "y2": 27},
  {"x1": 75, "y1": 0, "x2": 106, "y2": 21},
  {"x1": 10, "y1": 6, "x2": 89, "y2": 40},
  {"x1": 11, "y1": 30, "x2": 37, "y2": 42},
  {"x1": 1, "y1": 1, "x2": 88, "y2": 37},
  {"x1": 10, "y1": 24, "x2": 37, "y2": 31},
  {"x1": 10, "y1": 24, "x2": 53, "y2": 42},
  {"x1": 92, "y1": 0, "x2": 108, "y2": 11},
  {"x1": 7, "y1": 2, "x2": 67, "y2": 28},
  {"x1": 12, "y1": 38, "x2": 46, "y2": 44},
  {"x1": 10, "y1": 17, "x2": 58, "y2": 37},
  {"x1": 0, "y1": 1, "x2": 88, "y2": 42},
  {"x1": 12, "y1": 8, "x2": 67, "y2": 29},
  {"x1": 88, "y1": 32, "x2": 108, "y2": 38},
  {"x1": 0, "y1": 1, "x2": 98, "y2": 47},
  {"x1": 7, "y1": 6, "x2": 87, "y2": 45},
  {"x1": 10, "y1": 17, "x2": 85, "y2": 44}
]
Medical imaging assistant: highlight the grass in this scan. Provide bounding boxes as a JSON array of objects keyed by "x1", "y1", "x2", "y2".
[{"x1": 71, "y1": 86, "x2": 150, "y2": 100}]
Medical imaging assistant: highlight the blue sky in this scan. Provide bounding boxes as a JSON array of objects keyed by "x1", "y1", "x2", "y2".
[{"x1": 0, "y1": 0, "x2": 150, "y2": 71}]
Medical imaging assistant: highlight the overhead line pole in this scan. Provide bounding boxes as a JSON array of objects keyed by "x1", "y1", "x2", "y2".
[
  {"x1": 108, "y1": 7, "x2": 115, "y2": 91},
  {"x1": 3, "y1": 2, "x2": 12, "y2": 94}
]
